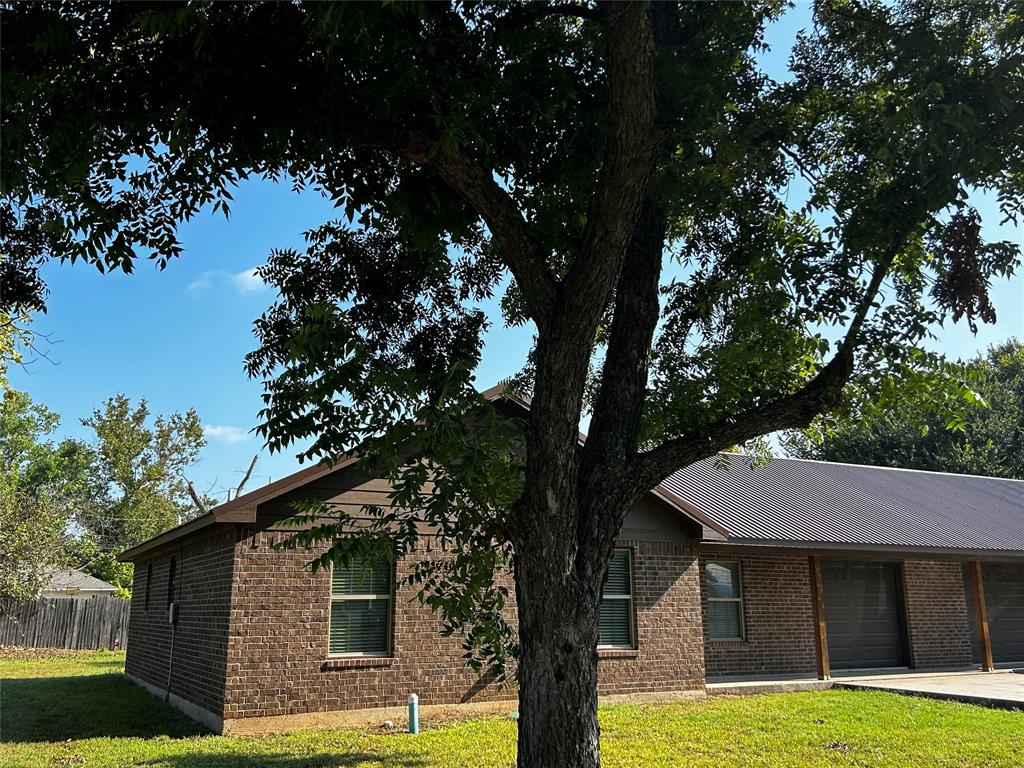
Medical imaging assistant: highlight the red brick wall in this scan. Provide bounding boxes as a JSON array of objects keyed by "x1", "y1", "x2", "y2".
[
  {"x1": 124, "y1": 527, "x2": 236, "y2": 717},
  {"x1": 902, "y1": 560, "x2": 972, "y2": 669},
  {"x1": 698, "y1": 550, "x2": 976, "y2": 678},
  {"x1": 699, "y1": 548, "x2": 818, "y2": 678},
  {"x1": 597, "y1": 539, "x2": 705, "y2": 696},
  {"x1": 221, "y1": 531, "x2": 704, "y2": 720}
]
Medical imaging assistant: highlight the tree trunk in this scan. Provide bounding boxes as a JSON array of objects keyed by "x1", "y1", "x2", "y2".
[{"x1": 514, "y1": 544, "x2": 602, "y2": 768}]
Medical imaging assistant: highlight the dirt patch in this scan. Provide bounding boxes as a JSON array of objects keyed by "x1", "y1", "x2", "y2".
[
  {"x1": 223, "y1": 700, "x2": 518, "y2": 736},
  {"x1": 221, "y1": 689, "x2": 707, "y2": 736}
]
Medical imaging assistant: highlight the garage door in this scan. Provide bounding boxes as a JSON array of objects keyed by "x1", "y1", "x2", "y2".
[
  {"x1": 966, "y1": 564, "x2": 1024, "y2": 663},
  {"x1": 822, "y1": 560, "x2": 905, "y2": 669}
]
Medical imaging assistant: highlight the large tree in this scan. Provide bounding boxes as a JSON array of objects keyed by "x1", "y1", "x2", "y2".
[
  {"x1": 78, "y1": 395, "x2": 206, "y2": 550},
  {"x1": 787, "y1": 338, "x2": 1024, "y2": 479},
  {"x1": 3, "y1": 2, "x2": 1022, "y2": 765}
]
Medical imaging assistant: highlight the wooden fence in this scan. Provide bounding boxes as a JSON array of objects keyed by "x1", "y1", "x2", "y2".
[{"x1": 0, "y1": 596, "x2": 130, "y2": 651}]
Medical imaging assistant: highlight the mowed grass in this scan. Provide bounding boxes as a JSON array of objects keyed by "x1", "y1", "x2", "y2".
[{"x1": 2, "y1": 650, "x2": 1021, "y2": 768}]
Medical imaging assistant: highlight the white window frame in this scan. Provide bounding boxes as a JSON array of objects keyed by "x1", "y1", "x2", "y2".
[
  {"x1": 598, "y1": 547, "x2": 636, "y2": 650},
  {"x1": 706, "y1": 560, "x2": 745, "y2": 642},
  {"x1": 327, "y1": 559, "x2": 394, "y2": 658}
]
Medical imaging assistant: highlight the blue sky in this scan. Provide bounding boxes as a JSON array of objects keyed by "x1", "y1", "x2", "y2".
[{"x1": 10, "y1": 4, "x2": 1022, "y2": 502}]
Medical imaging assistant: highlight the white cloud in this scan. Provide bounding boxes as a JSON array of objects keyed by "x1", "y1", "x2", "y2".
[
  {"x1": 232, "y1": 268, "x2": 268, "y2": 293},
  {"x1": 186, "y1": 270, "x2": 219, "y2": 294},
  {"x1": 203, "y1": 424, "x2": 250, "y2": 443},
  {"x1": 185, "y1": 267, "x2": 269, "y2": 296}
]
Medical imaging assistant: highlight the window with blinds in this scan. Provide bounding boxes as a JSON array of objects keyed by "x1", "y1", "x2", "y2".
[
  {"x1": 599, "y1": 548, "x2": 635, "y2": 649},
  {"x1": 706, "y1": 560, "x2": 744, "y2": 641},
  {"x1": 329, "y1": 556, "x2": 393, "y2": 656}
]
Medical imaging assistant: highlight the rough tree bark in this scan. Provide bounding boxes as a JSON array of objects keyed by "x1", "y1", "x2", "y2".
[{"x1": 514, "y1": 534, "x2": 603, "y2": 768}]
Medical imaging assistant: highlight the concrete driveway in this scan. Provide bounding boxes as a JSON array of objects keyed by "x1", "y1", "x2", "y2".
[{"x1": 834, "y1": 668, "x2": 1024, "y2": 710}]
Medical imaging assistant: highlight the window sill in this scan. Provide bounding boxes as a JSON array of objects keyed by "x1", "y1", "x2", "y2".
[
  {"x1": 321, "y1": 656, "x2": 396, "y2": 670},
  {"x1": 708, "y1": 639, "x2": 746, "y2": 645},
  {"x1": 597, "y1": 648, "x2": 639, "y2": 660}
]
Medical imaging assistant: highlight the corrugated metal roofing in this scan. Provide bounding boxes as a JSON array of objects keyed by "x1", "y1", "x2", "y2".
[{"x1": 659, "y1": 455, "x2": 1024, "y2": 553}]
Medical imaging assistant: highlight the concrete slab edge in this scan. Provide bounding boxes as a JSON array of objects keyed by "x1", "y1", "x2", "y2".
[
  {"x1": 833, "y1": 681, "x2": 1024, "y2": 712},
  {"x1": 125, "y1": 672, "x2": 224, "y2": 733}
]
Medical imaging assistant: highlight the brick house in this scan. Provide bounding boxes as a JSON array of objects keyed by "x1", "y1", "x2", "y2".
[{"x1": 119, "y1": 404, "x2": 1024, "y2": 733}]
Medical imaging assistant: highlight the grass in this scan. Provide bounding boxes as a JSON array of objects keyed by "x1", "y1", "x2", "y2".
[{"x1": 2, "y1": 650, "x2": 1021, "y2": 768}]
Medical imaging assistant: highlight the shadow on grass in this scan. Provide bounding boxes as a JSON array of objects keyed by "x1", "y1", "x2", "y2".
[
  {"x1": 136, "y1": 753, "x2": 429, "y2": 768},
  {"x1": 1, "y1": 672, "x2": 205, "y2": 743}
]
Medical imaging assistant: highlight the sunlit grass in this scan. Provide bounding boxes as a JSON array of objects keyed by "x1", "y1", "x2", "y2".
[{"x1": 2, "y1": 650, "x2": 1020, "y2": 767}]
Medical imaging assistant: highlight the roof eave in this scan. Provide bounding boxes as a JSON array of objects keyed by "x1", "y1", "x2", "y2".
[
  {"x1": 117, "y1": 513, "x2": 221, "y2": 562},
  {"x1": 701, "y1": 537, "x2": 1024, "y2": 561}
]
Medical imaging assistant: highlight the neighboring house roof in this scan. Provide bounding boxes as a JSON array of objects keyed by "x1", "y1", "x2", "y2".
[
  {"x1": 43, "y1": 568, "x2": 118, "y2": 594},
  {"x1": 662, "y1": 455, "x2": 1024, "y2": 556}
]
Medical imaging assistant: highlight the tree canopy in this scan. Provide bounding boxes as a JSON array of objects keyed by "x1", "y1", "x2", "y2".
[
  {"x1": 787, "y1": 338, "x2": 1024, "y2": 479},
  {"x1": 3, "y1": 2, "x2": 1022, "y2": 765},
  {"x1": 0, "y1": 389, "x2": 89, "y2": 598},
  {"x1": 0, "y1": 389, "x2": 208, "y2": 597},
  {"x1": 78, "y1": 395, "x2": 206, "y2": 550}
]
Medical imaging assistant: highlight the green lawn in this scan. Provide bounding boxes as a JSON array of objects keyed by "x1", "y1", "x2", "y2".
[{"x1": 1, "y1": 650, "x2": 1021, "y2": 768}]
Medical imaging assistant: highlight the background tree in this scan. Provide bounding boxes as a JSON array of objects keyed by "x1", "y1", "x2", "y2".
[
  {"x1": 0, "y1": 389, "x2": 208, "y2": 596},
  {"x1": 0, "y1": 484, "x2": 71, "y2": 599},
  {"x1": 64, "y1": 535, "x2": 135, "y2": 597},
  {"x1": 0, "y1": 389, "x2": 91, "y2": 598},
  {"x1": 78, "y1": 395, "x2": 206, "y2": 551},
  {"x1": 786, "y1": 338, "x2": 1024, "y2": 479},
  {"x1": 0, "y1": 312, "x2": 33, "y2": 392},
  {"x1": 3, "y1": 2, "x2": 1022, "y2": 766},
  {"x1": 1, "y1": 389, "x2": 93, "y2": 512}
]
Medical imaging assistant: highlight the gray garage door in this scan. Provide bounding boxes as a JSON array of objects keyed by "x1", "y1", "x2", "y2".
[
  {"x1": 822, "y1": 560, "x2": 905, "y2": 670},
  {"x1": 966, "y1": 563, "x2": 1024, "y2": 663}
]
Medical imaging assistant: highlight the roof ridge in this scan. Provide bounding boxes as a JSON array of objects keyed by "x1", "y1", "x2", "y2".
[{"x1": 766, "y1": 455, "x2": 1024, "y2": 484}]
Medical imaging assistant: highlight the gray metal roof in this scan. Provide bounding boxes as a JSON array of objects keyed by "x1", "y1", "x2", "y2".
[
  {"x1": 44, "y1": 568, "x2": 118, "y2": 592},
  {"x1": 660, "y1": 455, "x2": 1024, "y2": 554}
]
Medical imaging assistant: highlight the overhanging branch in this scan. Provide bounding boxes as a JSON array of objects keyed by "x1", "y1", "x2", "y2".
[
  {"x1": 632, "y1": 233, "x2": 908, "y2": 491},
  {"x1": 348, "y1": 124, "x2": 557, "y2": 327},
  {"x1": 428, "y1": 150, "x2": 558, "y2": 327}
]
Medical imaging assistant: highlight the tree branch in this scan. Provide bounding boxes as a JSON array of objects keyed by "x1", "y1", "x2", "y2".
[
  {"x1": 631, "y1": 234, "x2": 907, "y2": 491},
  {"x1": 343, "y1": 122, "x2": 557, "y2": 326},
  {"x1": 186, "y1": 480, "x2": 210, "y2": 515},
  {"x1": 560, "y1": 1, "x2": 658, "y2": 326},
  {"x1": 575, "y1": 199, "x2": 665, "y2": 558},
  {"x1": 580, "y1": 200, "x2": 665, "y2": 479},
  {"x1": 235, "y1": 454, "x2": 258, "y2": 496},
  {"x1": 427, "y1": 149, "x2": 558, "y2": 327}
]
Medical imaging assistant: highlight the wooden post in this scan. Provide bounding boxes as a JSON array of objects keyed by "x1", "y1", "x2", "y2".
[
  {"x1": 971, "y1": 560, "x2": 995, "y2": 672},
  {"x1": 809, "y1": 555, "x2": 831, "y2": 680}
]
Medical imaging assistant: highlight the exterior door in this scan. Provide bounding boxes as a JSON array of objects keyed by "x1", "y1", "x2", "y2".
[
  {"x1": 822, "y1": 560, "x2": 905, "y2": 669},
  {"x1": 967, "y1": 563, "x2": 1024, "y2": 663}
]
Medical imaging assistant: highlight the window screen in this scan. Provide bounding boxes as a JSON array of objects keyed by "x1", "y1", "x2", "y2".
[
  {"x1": 706, "y1": 561, "x2": 743, "y2": 640},
  {"x1": 599, "y1": 548, "x2": 634, "y2": 648},
  {"x1": 329, "y1": 557, "x2": 392, "y2": 656}
]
